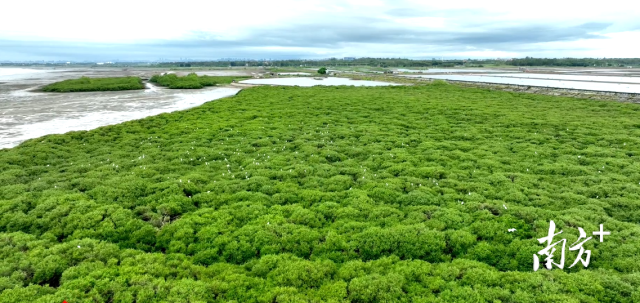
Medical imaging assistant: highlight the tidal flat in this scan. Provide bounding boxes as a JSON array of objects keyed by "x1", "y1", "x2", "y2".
[{"x1": 0, "y1": 68, "x2": 245, "y2": 149}]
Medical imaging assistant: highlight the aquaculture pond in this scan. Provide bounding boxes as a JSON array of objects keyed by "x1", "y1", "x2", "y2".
[
  {"x1": 396, "y1": 68, "x2": 518, "y2": 73},
  {"x1": 404, "y1": 74, "x2": 640, "y2": 93},
  {"x1": 485, "y1": 73, "x2": 640, "y2": 84}
]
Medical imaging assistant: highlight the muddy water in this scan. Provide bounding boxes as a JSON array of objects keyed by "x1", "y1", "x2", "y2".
[
  {"x1": 0, "y1": 68, "x2": 242, "y2": 149},
  {"x1": 0, "y1": 68, "x2": 53, "y2": 79}
]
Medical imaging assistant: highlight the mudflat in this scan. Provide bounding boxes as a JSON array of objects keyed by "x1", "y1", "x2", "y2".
[{"x1": 0, "y1": 67, "x2": 253, "y2": 149}]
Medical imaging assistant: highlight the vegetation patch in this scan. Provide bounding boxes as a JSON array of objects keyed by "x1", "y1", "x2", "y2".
[
  {"x1": 41, "y1": 76, "x2": 145, "y2": 92},
  {"x1": 2, "y1": 84, "x2": 640, "y2": 301},
  {"x1": 150, "y1": 73, "x2": 250, "y2": 89}
]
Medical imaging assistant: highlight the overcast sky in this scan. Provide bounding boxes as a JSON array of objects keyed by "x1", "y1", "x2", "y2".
[{"x1": 1, "y1": 0, "x2": 639, "y2": 61}]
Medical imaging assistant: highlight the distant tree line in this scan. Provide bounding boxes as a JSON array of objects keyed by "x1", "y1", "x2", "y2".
[
  {"x1": 156, "y1": 57, "x2": 640, "y2": 68},
  {"x1": 156, "y1": 58, "x2": 492, "y2": 68},
  {"x1": 5, "y1": 57, "x2": 640, "y2": 69}
]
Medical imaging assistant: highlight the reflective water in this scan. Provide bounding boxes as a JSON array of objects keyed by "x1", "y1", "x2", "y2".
[
  {"x1": 240, "y1": 77, "x2": 399, "y2": 87},
  {"x1": 403, "y1": 75, "x2": 640, "y2": 94},
  {"x1": 0, "y1": 68, "x2": 53, "y2": 80},
  {"x1": 484, "y1": 73, "x2": 640, "y2": 84},
  {"x1": 558, "y1": 69, "x2": 638, "y2": 73},
  {"x1": 397, "y1": 68, "x2": 517, "y2": 73}
]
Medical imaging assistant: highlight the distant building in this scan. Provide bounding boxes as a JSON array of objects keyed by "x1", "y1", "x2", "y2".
[{"x1": 343, "y1": 57, "x2": 356, "y2": 61}]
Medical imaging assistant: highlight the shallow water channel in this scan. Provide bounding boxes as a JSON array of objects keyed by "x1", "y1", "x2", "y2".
[{"x1": 0, "y1": 68, "x2": 240, "y2": 149}]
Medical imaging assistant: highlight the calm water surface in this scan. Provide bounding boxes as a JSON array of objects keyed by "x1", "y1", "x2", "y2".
[{"x1": 403, "y1": 74, "x2": 640, "y2": 94}]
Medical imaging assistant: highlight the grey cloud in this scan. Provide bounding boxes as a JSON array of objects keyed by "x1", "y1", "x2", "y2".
[
  {"x1": 443, "y1": 22, "x2": 611, "y2": 45},
  {"x1": 183, "y1": 19, "x2": 611, "y2": 48},
  {"x1": 385, "y1": 8, "x2": 430, "y2": 17},
  {"x1": 0, "y1": 5, "x2": 621, "y2": 61},
  {"x1": 0, "y1": 39, "x2": 311, "y2": 61}
]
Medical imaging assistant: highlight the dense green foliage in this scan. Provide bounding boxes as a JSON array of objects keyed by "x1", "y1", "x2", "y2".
[
  {"x1": 41, "y1": 76, "x2": 145, "y2": 92},
  {"x1": 318, "y1": 67, "x2": 327, "y2": 75},
  {"x1": 149, "y1": 73, "x2": 249, "y2": 89},
  {"x1": 2, "y1": 84, "x2": 640, "y2": 302}
]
